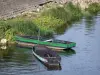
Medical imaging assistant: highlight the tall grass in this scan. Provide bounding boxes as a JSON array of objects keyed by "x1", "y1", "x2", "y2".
[
  {"x1": 64, "y1": 2, "x2": 83, "y2": 21},
  {"x1": 0, "y1": 2, "x2": 100, "y2": 42},
  {"x1": 0, "y1": 18, "x2": 39, "y2": 41},
  {"x1": 34, "y1": 16, "x2": 64, "y2": 31},
  {"x1": 34, "y1": 2, "x2": 83, "y2": 34},
  {"x1": 86, "y1": 3, "x2": 100, "y2": 15},
  {"x1": 41, "y1": 7, "x2": 72, "y2": 23}
]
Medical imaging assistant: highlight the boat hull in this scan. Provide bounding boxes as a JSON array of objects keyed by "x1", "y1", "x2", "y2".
[
  {"x1": 17, "y1": 41, "x2": 67, "y2": 50},
  {"x1": 33, "y1": 53, "x2": 61, "y2": 70},
  {"x1": 32, "y1": 46, "x2": 61, "y2": 70},
  {"x1": 15, "y1": 36, "x2": 76, "y2": 49}
]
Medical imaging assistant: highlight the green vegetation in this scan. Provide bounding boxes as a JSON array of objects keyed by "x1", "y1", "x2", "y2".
[
  {"x1": 86, "y1": 3, "x2": 100, "y2": 15},
  {"x1": 0, "y1": 45, "x2": 14, "y2": 59},
  {"x1": 64, "y1": 2, "x2": 83, "y2": 21},
  {"x1": 58, "y1": 49, "x2": 76, "y2": 56},
  {"x1": 34, "y1": 16, "x2": 64, "y2": 31},
  {"x1": 41, "y1": 7, "x2": 71, "y2": 23},
  {"x1": 0, "y1": 19, "x2": 38, "y2": 41},
  {"x1": 0, "y1": 2, "x2": 100, "y2": 42},
  {"x1": 40, "y1": 2, "x2": 82, "y2": 25}
]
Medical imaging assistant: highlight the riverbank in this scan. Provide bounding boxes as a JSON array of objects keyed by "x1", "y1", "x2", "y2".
[
  {"x1": 0, "y1": 1, "x2": 100, "y2": 42},
  {"x1": 0, "y1": 14, "x2": 100, "y2": 75}
]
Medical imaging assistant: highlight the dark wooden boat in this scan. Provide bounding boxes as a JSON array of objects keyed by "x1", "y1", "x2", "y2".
[
  {"x1": 15, "y1": 35, "x2": 76, "y2": 50},
  {"x1": 32, "y1": 45, "x2": 61, "y2": 70}
]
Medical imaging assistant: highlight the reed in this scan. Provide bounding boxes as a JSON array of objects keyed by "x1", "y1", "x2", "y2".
[
  {"x1": 34, "y1": 16, "x2": 64, "y2": 31},
  {"x1": 40, "y1": 2, "x2": 83, "y2": 25},
  {"x1": 65, "y1": 3, "x2": 83, "y2": 22},
  {"x1": 86, "y1": 3, "x2": 100, "y2": 15},
  {"x1": 0, "y1": 2, "x2": 100, "y2": 42},
  {"x1": 41, "y1": 7, "x2": 72, "y2": 23},
  {"x1": 0, "y1": 18, "x2": 39, "y2": 41}
]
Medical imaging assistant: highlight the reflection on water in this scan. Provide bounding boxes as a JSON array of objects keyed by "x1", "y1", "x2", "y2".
[
  {"x1": 0, "y1": 46, "x2": 62, "y2": 75},
  {"x1": 55, "y1": 14, "x2": 100, "y2": 75},
  {"x1": 17, "y1": 46, "x2": 62, "y2": 71},
  {"x1": 85, "y1": 16, "x2": 96, "y2": 35},
  {"x1": 1, "y1": 46, "x2": 7, "y2": 50},
  {"x1": 47, "y1": 63, "x2": 62, "y2": 71},
  {"x1": 0, "y1": 46, "x2": 38, "y2": 75},
  {"x1": 0, "y1": 14, "x2": 100, "y2": 75},
  {"x1": 55, "y1": 23, "x2": 73, "y2": 35},
  {"x1": 0, "y1": 45, "x2": 14, "y2": 60},
  {"x1": 58, "y1": 49, "x2": 76, "y2": 56}
]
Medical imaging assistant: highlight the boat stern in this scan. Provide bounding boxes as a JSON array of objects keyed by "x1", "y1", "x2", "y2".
[{"x1": 44, "y1": 57, "x2": 61, "y2": 70}]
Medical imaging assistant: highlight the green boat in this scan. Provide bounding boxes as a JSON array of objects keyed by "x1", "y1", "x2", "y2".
[{"x1": 14, "y1": 35, "x2": 76, "y2": 50}]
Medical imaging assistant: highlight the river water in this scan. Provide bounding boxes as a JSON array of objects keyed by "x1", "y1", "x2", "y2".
[{"x1": 0, "y1": 14, "x2": 100, "y2": 75}]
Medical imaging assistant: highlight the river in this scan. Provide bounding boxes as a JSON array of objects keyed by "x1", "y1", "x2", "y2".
[{"x1": 0, "y1": 14, "x2": 100, "y2": 75}]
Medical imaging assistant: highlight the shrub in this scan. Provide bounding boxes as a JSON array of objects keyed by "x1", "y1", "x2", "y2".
[{"x1": 86, "y1": 3, "x2": 100, "y2": 14}]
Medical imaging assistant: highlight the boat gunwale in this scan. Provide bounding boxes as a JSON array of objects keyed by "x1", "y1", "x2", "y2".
[
  {"x1": 15, "y1": 36, "x2": 76, "y2": 48},
  {"x1": 32, "y1": 45, "x2": 61, "y2": 62}
]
